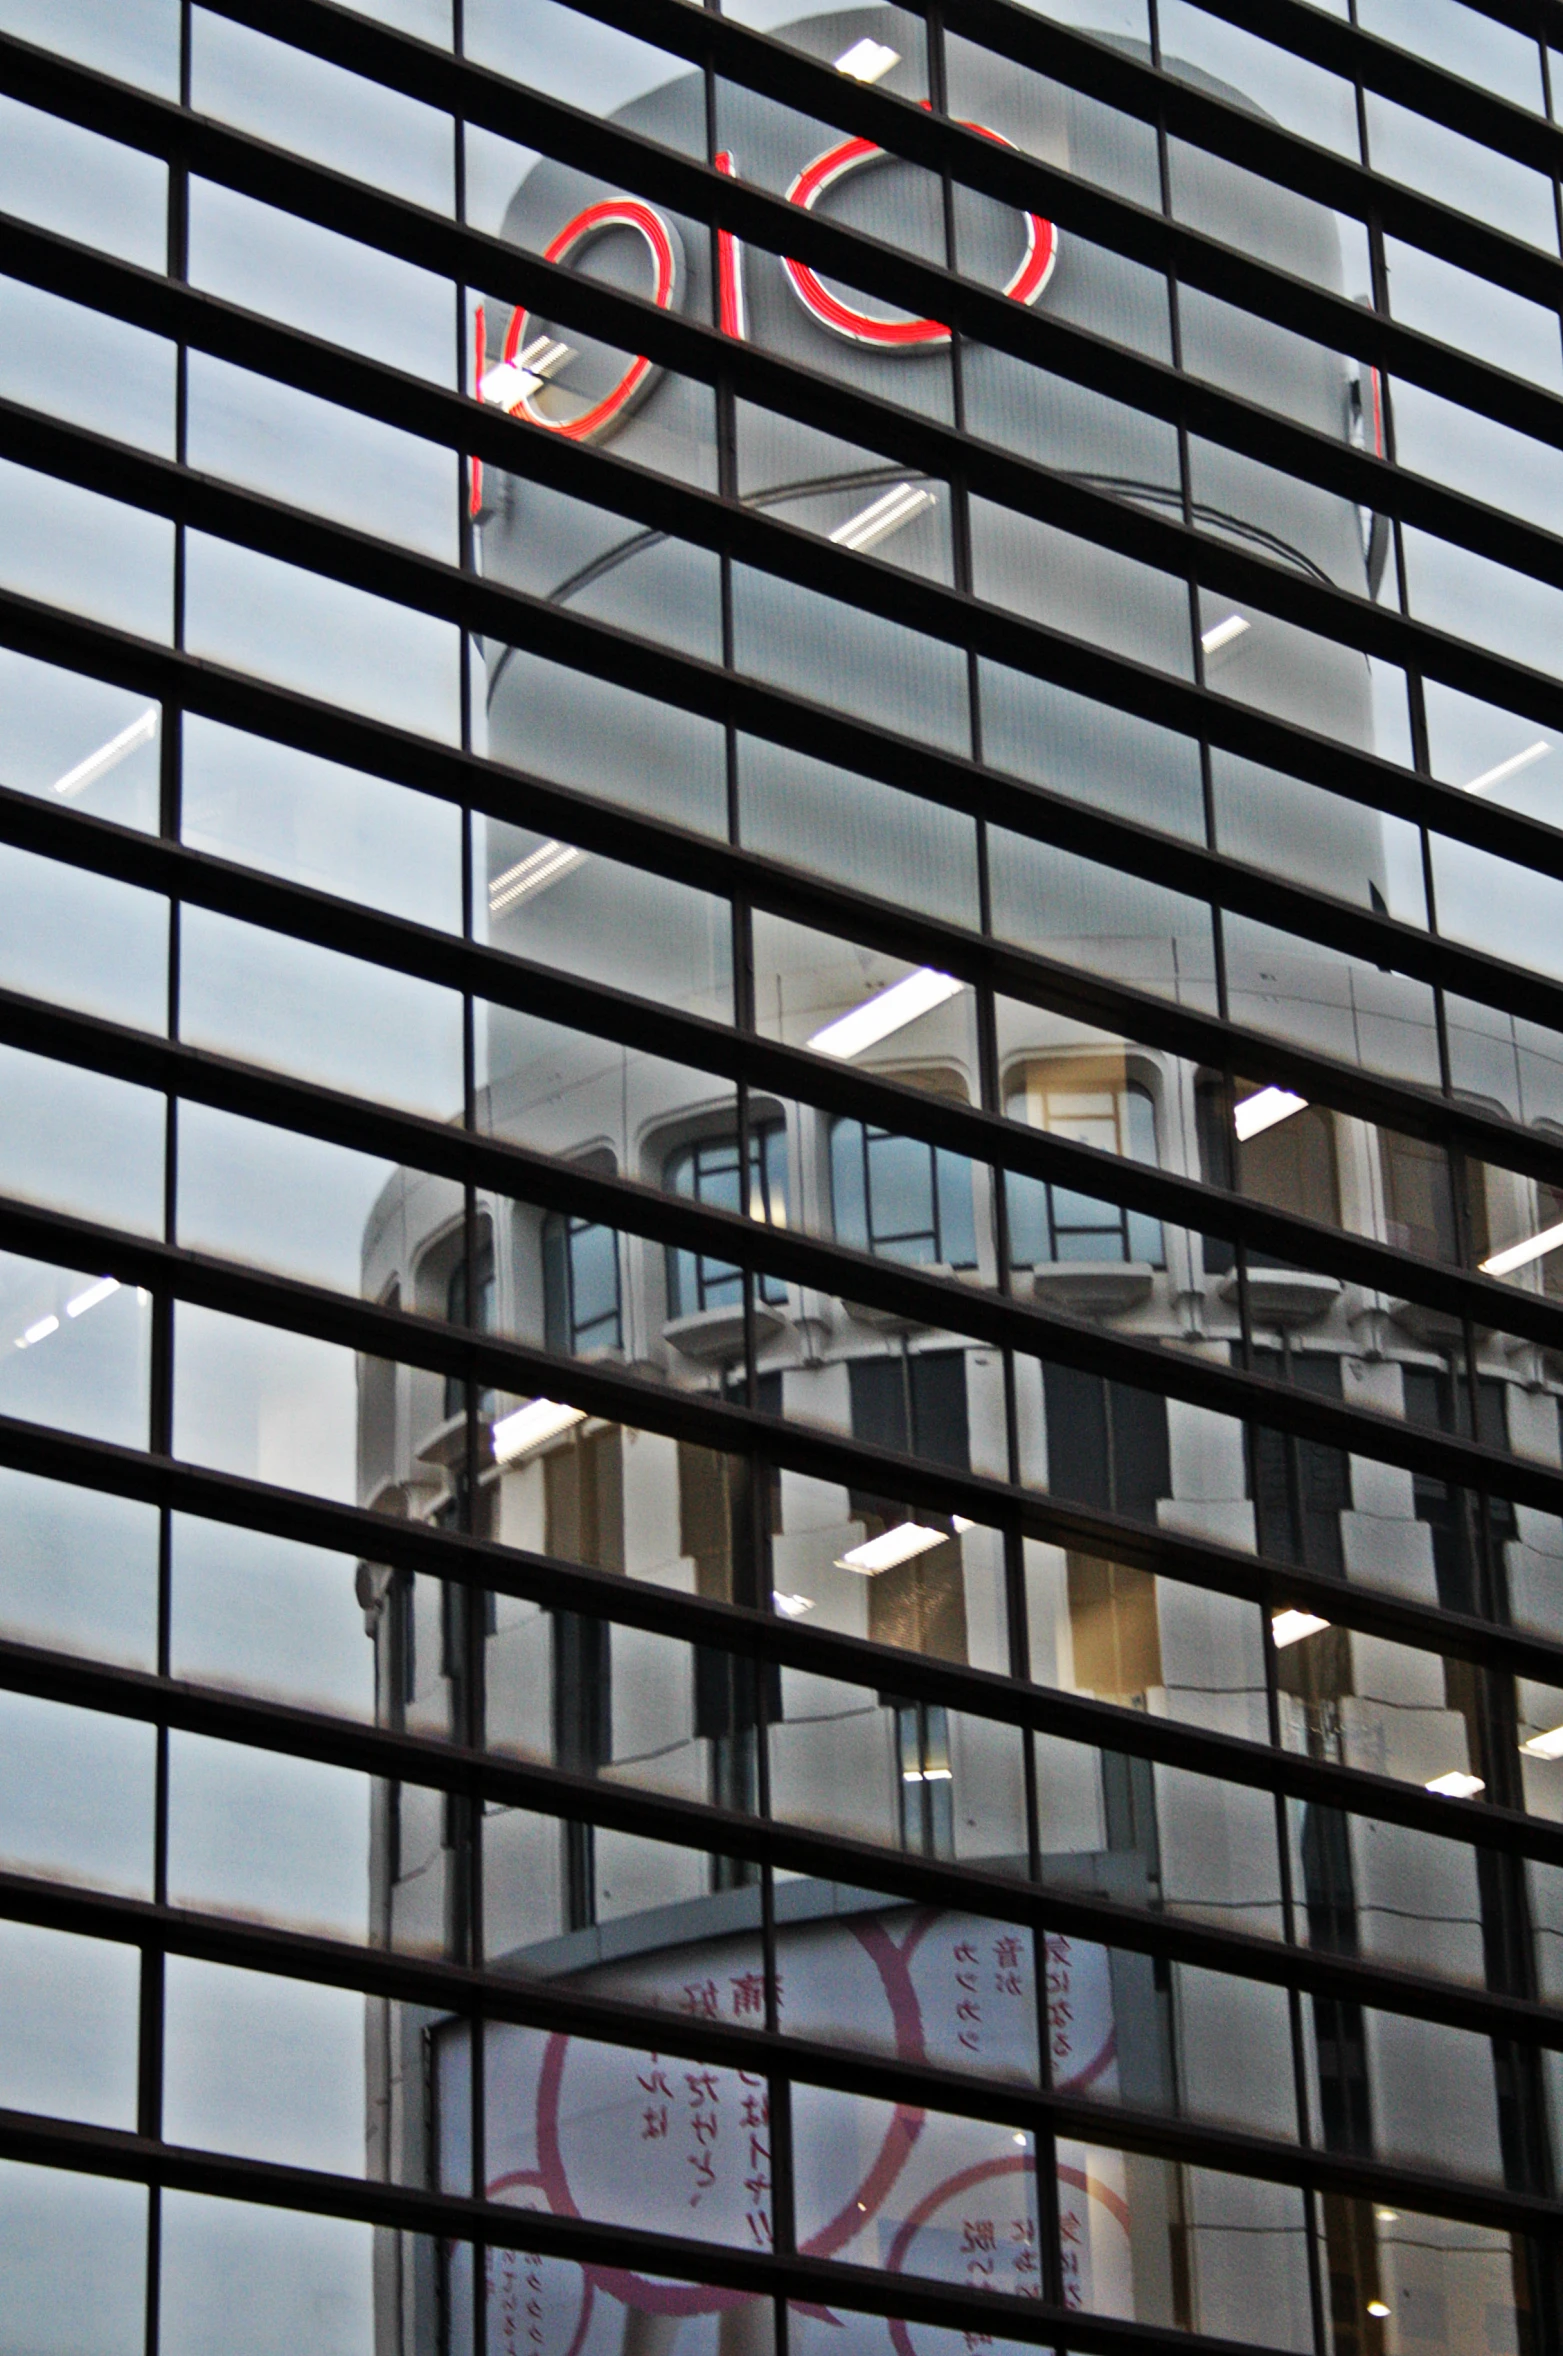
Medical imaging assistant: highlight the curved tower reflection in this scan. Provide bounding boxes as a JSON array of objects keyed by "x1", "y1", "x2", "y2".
[{"x1": 358, "y1": 15, "x2": 1543, "y2": 2354}]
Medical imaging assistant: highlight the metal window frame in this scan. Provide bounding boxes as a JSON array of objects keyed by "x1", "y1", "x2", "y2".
[{"x1": 4, "y1": 4, "x2": 1563, "y2": 2341}]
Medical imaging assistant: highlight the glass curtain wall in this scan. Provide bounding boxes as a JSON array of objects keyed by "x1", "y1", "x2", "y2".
[{"x1": 3, "y1": 4, "x2": 1563, "y2": 2356}]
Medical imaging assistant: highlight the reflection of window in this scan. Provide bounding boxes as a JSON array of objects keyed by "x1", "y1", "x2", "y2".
[
  {"x1": 542, "y1": 1212, "x2": 622, "y2": 1355},
  {"x1": 831, "y1": 1118, "x2": 976, "y2": 1267},
  {"x1": 1404, "y1": 1366, "x2": 1514, "y2": 1615},
  {"x1": 544, "y1": 1423, "x2": 622, "y2": 1930},
  {"x1": 665, "y1": 1125, "x2": 788, "y2": 1316},
  {"x1": 848, "y1": 1352, "x2": 971, "y2": 1664},
  {"x1": 443, "y1": 1236, "x2": 495, "y2": 1419},
  {"x1": 1379, "y1": 1130, "x2": 1483, "y2": 1266},
  {"x1": 1249, "y1": 1349, "x2": 1349, "y2": 1579},
  {"x1": 679, "y1": 1429, "x2": 781, "y2": 1863},
  {"x1": 1005, "y1": 1061, "x2": 1162, "y2": 1267},
  {"x1": 360, "y1": 1280, "x2": 400, "y2": 1497},
  {"x1": 1044, "y1": 1365, "x2": 1169, "y2": 1524},
  {"x1": 849, "y1": 1350, "x2": 970, "y2": 1473},
  {"x1": 897, "y1": 1703, "x2": 954, "y2": 1858},
  {"x1": 1066, "y1": 1555, "x2": 1162, "y2": 1701},
  {"x1": 1197, "y1": 1080, "x2": 1339, "y2": 1274}
]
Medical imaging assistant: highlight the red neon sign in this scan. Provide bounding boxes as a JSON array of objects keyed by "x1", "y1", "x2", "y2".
[
  {"x1": 470, "y1": 130, "x2": 1056, "y2": 498},
  {"x1": 781, "y1": 120, "x2": 1055, "y2": 351}
]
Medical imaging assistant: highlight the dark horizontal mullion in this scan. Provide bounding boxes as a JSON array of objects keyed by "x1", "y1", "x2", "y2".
[
  {"x1": 10, "y1": 1546, "x2": 1563, "y2": 1872},
  {"x1": 21, "y1": 408, "x2": 1563, "y2": 1059},
  {"x1": 6, "y1": 1171, "x2": 1563, "y2": 1531},
  {"x1": 33, "y1": 212, "x2": 1563, "y2": 761},
  {"x1": 22, "y1": 215, "x2": 1563, "y2": 729},
  {"x1": 925, "y1": 0, "x2": 1563, "y2": 308},
  {"x1": 1181, "y1": 0, "x2": 1563, "y2": 179},
  {"x1": 14, "y1": 967, "x2": 1563, "y2": 1374},
  {"x1": 5, "y1": 1634, "x2": 1561, "y2": 2055},
  {"x1": 16, "y1": 602, "x2": 1563, "y2": 1215},
  {"x1": 17, "y1": 740, "x2": 1563, "y2": 1307},
  {"x1": 15, "y1": 21, "x2": 1563, "y2": 520},
  {"x1": 0, "y1": 2107, "x2": 1296, "y2": 2356},
  {"x1": 3, "y1": 1872, "x2": 1555, "y2": 2242},
  {"x1": 21, "y1": 231, "x2": 1563, "y2": 845},
  {"x1": 1, "y1": 1402, "x2": 1556, "y2": 1720},
  {"x1": 208, "y1": 0, "x2": 1563, "y2": 369},
  {"x1": 1423, "y1": 0, "x2": 1563, "y2": 41}
]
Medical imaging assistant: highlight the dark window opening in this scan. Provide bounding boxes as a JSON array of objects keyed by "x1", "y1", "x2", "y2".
[{"x1": 1248, "y1": 1347, "x2": 1349, "y2": 1580}]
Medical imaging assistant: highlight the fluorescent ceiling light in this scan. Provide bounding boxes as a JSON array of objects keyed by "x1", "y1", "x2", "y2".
[
  {"x1": 66, "y1": 1276, "x2": 120, "y2": 1318},
  {"x1": 1463, "y1": 739, "x2": 1549, "y2": 796},
  {"x1": 829, "y1": 483, "x2": 935, "y2": 555},
  {"x1": 808, "y1": 967, "x2": 963, "y2": 1059},
  {"x1": 490, "y1": 840, "x2": 586, "y2": 915},
  {"x1": 1480, "y1": 1217, "x2": 1563, "y2": 1279},
  {"x1": 1366, "y1": 2304, "x2": 1390, "y2": 2322},
  {"x1": 1271, "y1": 1608, "x2": 1329, "y2": 1649},
  {"x1": 492, "y1": 1398, "x2": 586, "y2": 1462},
  {"x1": 51, "y1": 705, "x2": 157, "y2": 798},
  {"x1": 902, "y1": 1765, "x2": 953, "y2": 1781},
  {"x1": 838, "y1": 1520, "x2": 952, "y2": 1574},
  {"x1": 1373, "y1": 2209, "x2": 1399, "y2": 2225},
  {"x1": 1521, "y1": 1723, "x2": 1563, "y2": 1760},
  {"x1": 835, "y1": 37, "x2": 899, "y2": 81},
  {"x1": 773, "y1": 1591, "x2": 815, "y2": 1619},
  {"x1": 1425, "y1": 1769, "x2": 1485, "y2": 1798},
  {"x1": 1234, "y1": 1085, "x2": 1307, "y2": 1142},
  {"x1": 16, "y1": 1313, "x2": 59, "y2": 1349},
  {"x1": 480, "y1": 336, "x2": 574, "y2": 410},
  {"x1": 1200, "y1": 614, "x2": 1250, "y2": 656}
]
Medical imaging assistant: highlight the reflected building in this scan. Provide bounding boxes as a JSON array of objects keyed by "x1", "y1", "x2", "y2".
[{"x1": 355, "y1": 15, "x2": 1557, "y2": 2356}]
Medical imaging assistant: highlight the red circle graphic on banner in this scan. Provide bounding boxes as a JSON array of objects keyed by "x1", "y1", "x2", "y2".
[
  {"x1": 503, "y1": 199, "x2": 681, "y2": 441},
  {"x1": 781, "y1": 121, "x2": 1056, "y2": 350}
]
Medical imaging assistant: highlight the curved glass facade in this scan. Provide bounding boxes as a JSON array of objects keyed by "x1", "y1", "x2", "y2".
[{"x1": 4, "y1": 4, "x2": 1563, "y2": 2355}]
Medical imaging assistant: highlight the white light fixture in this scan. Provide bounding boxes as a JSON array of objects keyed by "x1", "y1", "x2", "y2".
[
  {"x1": 773, "y1": 1591, "x2": 816, "y2": 1619},
  {"x1": 829, "y1": 483, "x2": 936, "y2": 555},
  {"x1": 1234, "y1": 1085, "x2": 1307, "y2": 1143},
  {"x1": 808, "y1": 967, "x2": 964, "y2": 1059},
  {"x1": 1462, "y1": 740, "x2": 1549, "y2": 796},
  {"x1": 834, "y1": 36, "x2": 899, "y2": 81},
  {"x1": 1425, "y1": 1769, "x2": 1485, "y2": 1798},
  {"x1": 51, "y1": 705, "x2": 158, "y2": 798},
  {"x1": 1366, "y1": 2303, "x2": 1390, "y2": 2322},
  {"x1": 489, "y1": 840, "x2": 586, "y2": 915},
  {"x1": 66, "y1": 1276, "x2": 120, "y2": 1319},
  {"x1": 1012, "y1": 2132, "x2": 1028, "y2": 2147},
  {"x1": 902, "y1": 1764, "x2": 953, "y2": 1782},
  {"x1": 1200, "y1": 614, "x2": 1250, "y2": 656},
  {"x1": 491, "y1": 1398, "x2": 587, "y2": 1463},
  {"x1": 480, "y1": 335, "x2": 574, "y2": 411},
  {"x1": 1271, "y1": 1608, "x2": 1330, "y2": 1649},
  {"x1": 838, "y1": 1520, "x2": 951, "y2": 1574},
  {"x1": 1480, "y1": 1218, "x2": 1563, "y2": 1279},
  {"x1": 1521, "y1": 1723, "x2": 1563, "y2": 1761},
  {"x1": 1373, "y1": 2208, "x2": 1399, "y2": 2225},
  {"x1": 17, "y1": 1313, "x2": 59, "y2": 1349}
]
